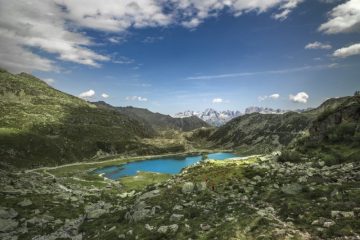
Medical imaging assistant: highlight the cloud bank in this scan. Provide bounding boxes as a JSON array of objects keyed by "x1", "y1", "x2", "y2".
[
  {"x1": 0, "y1": 0, "x2": 304, "y2": 73},
  {"x1": 289, "y1": 92, "x2": 309, "y2": 103},
  {"x1": 79, "y1": 89, "x2": 95, "y2": 98}
]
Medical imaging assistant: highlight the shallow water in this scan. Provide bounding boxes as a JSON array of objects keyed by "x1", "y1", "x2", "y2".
[{"x1": 93, "y1": 152, "x2": 238, "y2": 180}]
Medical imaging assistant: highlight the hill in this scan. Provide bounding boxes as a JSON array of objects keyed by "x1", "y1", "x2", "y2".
[
  {"x1": 205, "y1": 93, "x2": 360, "y2": 154},
  {"x1": 0, "y1": 70, "x2": 184, "y2": 169},
  {"x1": 94, "y1": 101, "x2": 209, "y2": 132}
]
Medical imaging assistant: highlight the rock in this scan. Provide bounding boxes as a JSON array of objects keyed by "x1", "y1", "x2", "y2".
[
  {"x1": 253, "y1": 175, "x2": 262, "y2": 182},
  {"x1": 173, "y1": 205, "x2": 183, "y2": 211},
  {"x1": 169, "y1": 224, "x2": 179, "y2": 233},
  {"x1": 298, "y1": 176, "x2": 307, "y2": 183},
  {"x1": 170, "y1": 214, "x2": 184, "y2": 222},
  {"x1": 145, "y1": 224, "x2": 154, "y2": 231},
  {"x1": 118, "y1": 234, "x2": 126, "y2": 239},
  {"x1": 196, "y1": 181, "x2": 207, "y2": 191},
  {"x1": 200, "y1": 223, "x2": 211, "y2": 231},
  {"x1": 0, "y1": 218, "x2": 18, "y2": 232},
  {"x1": 281, "y1": 183, "x2": 302, "y2": 195},
  {"x1": 108, "y1": 226, "x2": 116, "y2": 231},
  {"x1": 323, "y1": 221, "x2": 335, "y2": 228},
  {"x1": 86, "y1": 209, "x2": 107, "y2": 219},
  {"x1": 182, "y1": 182, "x2": 195, "y2": 194},
  {"x1": 138, "y1": 190, "x2": 160, "y2": 201},
  {"x1": 157, "y1": 225, "x2": 168, "y2": 234},
  {"x1": 70, "y1": 196, "x2": 78, "y2": 202},
  {"x1": 331, "y1": 211, "x2": 354, "y2": 219},
  {"x1": 18, "y1": 199, "x2": 32, "y2": 207},
  {"x1": 0, "y1": 208, "x2": 17, "y2": 219}
]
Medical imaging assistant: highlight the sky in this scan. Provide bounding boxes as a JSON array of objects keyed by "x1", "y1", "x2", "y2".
[{"x1": 0, "y1": 0, "x2": 359, "y2": 114}]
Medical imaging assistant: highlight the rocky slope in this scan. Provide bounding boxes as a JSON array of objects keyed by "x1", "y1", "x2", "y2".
[
  {"x1": 204, "y1": 93, "x2": 360, "y2": 155},
  {"x1": 0, "y1": 151, "x2": 358, "y2": 240},
  {"x1": 94, "y1": 101, "x2": 209, "y2": 132}
]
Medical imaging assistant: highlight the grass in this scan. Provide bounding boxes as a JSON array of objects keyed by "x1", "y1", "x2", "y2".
[{"x1": 120, "y1": 172, "x2": 171, "y2": 191}]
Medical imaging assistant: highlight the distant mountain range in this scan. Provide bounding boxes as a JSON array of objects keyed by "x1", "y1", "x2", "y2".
[{"x1": 174, "y1": 107, "x2": 310, "y2": 126}]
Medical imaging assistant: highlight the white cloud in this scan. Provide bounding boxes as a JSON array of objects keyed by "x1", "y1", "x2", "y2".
[
  {"x1": 187, "y1": 64, "x2": 333, "y2": 80},
  {"x1": 272, "y1": 0, "x2": 304, "y2": 21},
  {"x1": 289, "y1": 92, "x2": 309, "y2": 103},
  {"x1": 0, "y1": 0, "x2": 110, "y2": 73},
  {"x1": 319, "y1": 0, "x2": 360, "y2": 34},
  {"x1": 269, "y1": 93, "x2": 280, "y2": 99},
  {"x1": 143, "y1": 36, "x2": 164, "y2": 43},
  {"x1": 113, "y1": 56, "x2": 135, "y2": 64},
  {"x1": 333, "y1": 43, "x2": 360, "y2": 58},
  {"x1": 212, "y1": 98, "x2": 223, "y2": 103},
  {"x1": 101, "y1": 93, "x2": 109, "y2": 98},
  {"x1": 305, "y1": 41, "x2": 332, "y2": 50},
  {"x1": 43, "y1": 78, "x2": 56, "y2": 85},
  {"x1": 0, "y1": 0, "x2": 304, "y2": 73},
  {"x1": 79, "y1": 89, "x2": 95, "y2": 98},
  {"x1": 126, "y1": 96, "x2": 148, "y2": 102},
  {"x1": 258, "y1": 93, "x2": 280, "y2": 102}
]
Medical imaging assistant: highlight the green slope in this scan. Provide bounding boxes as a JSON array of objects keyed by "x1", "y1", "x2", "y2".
[
  {"x1": 94, "y1": 101, "x2": 209, "y2": 132},
  {"x1": 207, "y1": 93, "x2": 360, "y2": 154},
  {"x1": 0, "y1": 70, "x2": 158, "y2": 168}
]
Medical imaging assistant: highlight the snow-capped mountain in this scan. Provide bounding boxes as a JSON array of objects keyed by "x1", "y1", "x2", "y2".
[
  {"x1": 174, "y1": 109, "x2": 242, "y2": 126},
  {"x1": 174, "y1": 107, "x2": 301, "y2": 126}
]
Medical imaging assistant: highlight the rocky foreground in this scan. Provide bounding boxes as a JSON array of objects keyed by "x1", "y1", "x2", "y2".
[{"x1": 0, "y1": 153, "x2": 359, "y2": 240}]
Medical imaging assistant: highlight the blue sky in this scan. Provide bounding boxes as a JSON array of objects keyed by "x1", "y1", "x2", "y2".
[{"x1": 1, "y1": 0, "x2": 359, "y2": 114}]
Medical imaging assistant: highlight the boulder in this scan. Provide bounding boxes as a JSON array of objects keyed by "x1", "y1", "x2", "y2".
[
  {"x1": 157, "y1": 225, "x2": 168, "y2": 234},
  {"x1": 86, "y1": 209, "x2": 107, "y2": 219},
  {"x1": 145, "y1": 224, "x2": 154, "y2": 231},
  {"x1": 331, "y1": 211, "x2": 354, "y2": 219},
  {"x1": 200, "y1": 223, "x2": 211, "y2": 231},
  {"x1": 182, "y1": 182, "x2": 195, "y2": 194},
  {"x1": 170, "y1": 214, "x2": 184, "y2": 222},
  {"x1": 196, "y1": 182, "x2": 207, "y2": 191},
  {"x1": 138, "y1": 190, "x2": 160, "y2": 201},
  {"x1": 0, "y1": 208, "x2": 17, "y2": 219},
  {"x1": 0, "y1": 218, "x2": 18, "y2": 232},
  {"x1": 281, "y1": 183, "x2": 302, "y2": 195},
  {"x1": 169, "y1": 224, "x2": 179, "y2": 233},
  {"x1": 18, "y1": 199, "x2": 32, "y2": 207}
]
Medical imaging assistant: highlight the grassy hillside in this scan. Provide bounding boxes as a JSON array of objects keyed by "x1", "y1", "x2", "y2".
[
  {"x1": 206, "y1": 93, "x2": 360, "y2": 155},
  {"x1": 207, "y1": 111, "x2": 311, "y2": 154},
  {"x1": 94, "y1": 101, "x2": 209, "y2": 132},
  {"x1": 0, "y1": 70, "x2": 178, "y2": 169}
]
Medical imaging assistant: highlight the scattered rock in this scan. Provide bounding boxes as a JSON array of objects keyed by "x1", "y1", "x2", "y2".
[
  {"x1": 170, "y1": 214, "x2": 184, "y2": 222},
  {"x1": 331, "y1": 211, "x2": 354, "y2": 219},
  {"x1": 323, "y1": 221, "x2": 335, "y2": 228},
  {"x1": 281, "y1": 183, "x2": 302, "y2": 195},
  {"x1": 0, "y1": 218, "x2": 18, "y2": 232},
  {"x1": 200, "y1": 223, "x2": 211, "y2": 231},
  {"x1": 157, "y1": 225, "x2": 168, "y2": 234},
  {"x1": 182, "y1": 182, "x2": 194, "y2": 194},
  {"x1": 18, "y1": 199, "x2": 32, "y2": 207},
  {"x1": 86, "y1": 209, "x2": 107, "y2": 219},
  {"x1": 169, "y1": 224, "x2": 179, "y2": 233},
  {"x1": 145, "y1": 224, "x2": 154, "y2": 231},
  {"x1": 0, "y1": 208, "x2": 17, "y2": 219}
]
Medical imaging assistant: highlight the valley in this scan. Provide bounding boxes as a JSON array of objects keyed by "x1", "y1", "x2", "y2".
[{"x1": 0, "y1": 70, "x2": 359, "y2": 240}]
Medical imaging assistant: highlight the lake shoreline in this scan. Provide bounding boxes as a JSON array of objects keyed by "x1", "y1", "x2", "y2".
[{"x1": 24, "y1": 149, "x2": 233, "y2": 174}]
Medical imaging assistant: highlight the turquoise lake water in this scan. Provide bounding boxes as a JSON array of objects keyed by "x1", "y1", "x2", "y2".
[{"x1": 93, "y1": 152, "x2": 238, "y2": 180}]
